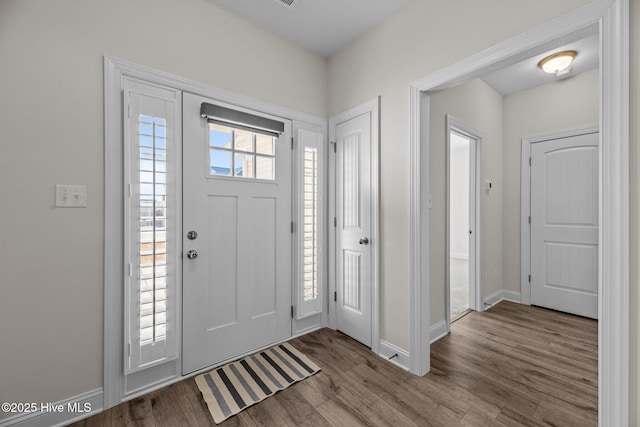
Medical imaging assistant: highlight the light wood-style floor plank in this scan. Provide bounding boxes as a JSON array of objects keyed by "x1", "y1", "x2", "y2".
[{"x1": 70, "y1": 302, "x2": 597, "y2": 426}]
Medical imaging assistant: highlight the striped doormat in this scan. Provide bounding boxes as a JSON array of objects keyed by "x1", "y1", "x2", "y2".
[{"x1": 195, "y1": 342, "x2": 321, "y2": 424}]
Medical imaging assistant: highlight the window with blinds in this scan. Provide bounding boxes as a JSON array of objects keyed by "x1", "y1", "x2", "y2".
[
  {"x1": 295, "y1": 127, "x2": 324, "y2": 318},
  {"x1": 302, "y1": 147, "x2": 319, "y2": 302},
  {"x1": 124, "y1": 80, "x2": 180, "y2": 374},
  {"x1": 138, "y1": 115, "x2": 168, "y2": 346}
]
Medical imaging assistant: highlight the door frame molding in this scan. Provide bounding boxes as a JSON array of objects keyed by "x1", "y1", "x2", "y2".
[
  {"x1": 445, "y1": 115, "x2": 484, "y2": 330},
  {"x1": 328, "y1": 97, "x2": 380, "y2": 355},
  {"x1": 520, "y1": 126, "x2": 599, "y2": 305},
  {"x1": 408, "y1": 1, "x2": 629, "y2": 425},
  {"x1": 103, "y1": 57, "x2": 327, "y2": 409}
]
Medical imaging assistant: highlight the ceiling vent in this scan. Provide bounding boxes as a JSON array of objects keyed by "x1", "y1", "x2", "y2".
[{"x1": 274, "y1": 0, "x2": 296, "y2": 8}]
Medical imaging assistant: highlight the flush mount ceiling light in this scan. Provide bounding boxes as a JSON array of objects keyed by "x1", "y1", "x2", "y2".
[{"x1": 538, "y1": 50, "x2": 577, "y2": 74}]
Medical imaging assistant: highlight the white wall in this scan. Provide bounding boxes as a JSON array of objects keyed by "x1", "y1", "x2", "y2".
[
  {"x1": 0, "y1": 0, "x2": 326, "y2": 417},
  {"x1": 429, "y1": 79, "x2": 504, "y2": 324},
  {"x1": 502, "y1": 69, "x2": 599, "y2": 295},
  {"x1": 328, "y1": 0, "x2": 593, "y2": 350}
]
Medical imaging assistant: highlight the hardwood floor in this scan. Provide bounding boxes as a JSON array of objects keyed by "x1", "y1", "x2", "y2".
[{"x1": 71, "y1": 301, "x2": 597, "y2": 426}]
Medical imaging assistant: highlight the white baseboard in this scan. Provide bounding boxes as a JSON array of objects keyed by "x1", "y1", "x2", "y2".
[
  {"x1": 483, "y1": 289, "x2": 521, "y2": 309},
  {"x1": 378, "y1": 340, "x2": 410, "y2": 371},
  {"x1": 429, "y1": 320, "x2": 449, "y2": 344},
  {"x1": 0, "y1": 389, "x2": 103, "y2": 427},
  {"x1": 502, "y1": 290, "x2": 521, "y2": 303}
]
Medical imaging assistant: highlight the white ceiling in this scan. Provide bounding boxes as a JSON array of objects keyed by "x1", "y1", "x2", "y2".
[
  {"x1": 206, "y1": 0, "x2": 412, "y2": 58},
  {"x1": 207, "y1": 1, "x2": 599, "y2": 96},
  {"x1": 481, "y1": 33, "x2": 599, "y2": 96}
]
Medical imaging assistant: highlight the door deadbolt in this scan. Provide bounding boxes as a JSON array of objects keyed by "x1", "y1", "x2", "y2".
[
  {"x1": 186, "y1": 250, "x2": 198, "y2": 260},
  {"x1": 187, "y1": 230, "x2": 198, "y2": 240}
]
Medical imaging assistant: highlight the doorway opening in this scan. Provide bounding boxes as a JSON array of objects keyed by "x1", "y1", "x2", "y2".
[
  {"x1": 446, "y1": 116, "x2": 482, "y2": 327},
  {"x1": 408, "y1": 2, "x2": 628, "y2": 423}
]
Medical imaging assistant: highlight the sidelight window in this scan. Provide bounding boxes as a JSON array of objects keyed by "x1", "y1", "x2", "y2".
[
  {"x1": 295, "y1": 128, "x2": 324, "y2": 318},
  {"x1": 124, "y1": 81, "x2": 180, "y2": 374}
]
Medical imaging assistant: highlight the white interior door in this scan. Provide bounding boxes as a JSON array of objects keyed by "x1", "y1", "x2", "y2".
[
  {"x1": 182, "y1": 93, "x2": 292, "y2": 374},
  {"x1": 448, "y1": 130, "x2": 476, "y2": 321},
  {"x1": 335, "y1": 112, "x2": 372, "y2": 347},
  {"x1": 530, "y1": 132, "x2": 598, "y2": 319}
]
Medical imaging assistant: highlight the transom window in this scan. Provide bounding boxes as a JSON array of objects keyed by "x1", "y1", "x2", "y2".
[{"x1": 209, "y1": 123, "x2": 275, "y2": 180}]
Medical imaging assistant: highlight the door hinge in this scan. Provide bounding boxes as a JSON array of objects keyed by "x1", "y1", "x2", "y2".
[
  {"x1": 334, "y1": 217, "x2": 337, "y2": 227},
  {"x1": 529, "y1": 157, "x2": 532, "y2": 166},
  {"x1": 331, "y1": 141, "x2": 336, "y2": 153},
  {"x1": 291, "y1": 137, "x2": 294, "y2": 150},
  {"x1": 334, "y1": 291, "x2": 337, "y2": 302},
  {"x1": 528, "y1": 216, "x2": 531, "y2": 224},
  {"x1": 128, "y1": 263, "x2": 132, "y2": 277},
  {"x1": 291, "y1": 305, "x2": 294, "y2": 318},
  {"x1": 528, "y1": 274, "x2": 531, "y2": 283},
  {"x1": 128, "y1": 103, "x2": 131, "y2": 119},
  {"x1": 128, "y1": 342, "x2": 131, "y2": 357},
  {"x1": 291, "y1": 221, "x2": 295, "y2": 233}
]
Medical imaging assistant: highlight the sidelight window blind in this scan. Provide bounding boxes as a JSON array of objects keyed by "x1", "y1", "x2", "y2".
[
  {"x1": 295, "y1": 127, "x2": 324, "y2": 318},
  {"x1": 138, "y1": 115, "x2": 168, "y2": 346},
  {"x1": 124, "y1": 80, "x2": 180, "y2": 374},
  {"x1": 302, "y1": 146, "x2": 319, "y2": 302}
]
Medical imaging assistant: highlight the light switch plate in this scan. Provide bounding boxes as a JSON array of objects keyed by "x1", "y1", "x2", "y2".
[{"x1": 56, "y1": 184, "x2": 87, "y2": 208}]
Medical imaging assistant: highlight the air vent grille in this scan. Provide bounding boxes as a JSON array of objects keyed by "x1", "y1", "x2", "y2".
[{"x1": 275, "y1": 0, "x2": 296, "y2": 8}]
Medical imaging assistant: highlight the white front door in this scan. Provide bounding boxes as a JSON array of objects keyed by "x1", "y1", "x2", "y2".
[
  {"x1": 182, "y1": 93, "x2": 292, "y2": 374},
  {"x1": 530, "y1": 132, "x2": 598, "y2": 319},
  {"x1": 335, "y1": 112, "x2": 372, "y2": 347}
]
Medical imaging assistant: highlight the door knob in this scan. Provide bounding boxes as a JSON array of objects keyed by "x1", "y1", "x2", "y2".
[
  {"x1": 186, "y1": 250, "x2": 198, "y2": 260},
  {"x1": 187, "y1": 230, "x2": 198, "y2": 240},
  {"x1": 359, "y1": 237, "x2": 369, "y2": 245}
]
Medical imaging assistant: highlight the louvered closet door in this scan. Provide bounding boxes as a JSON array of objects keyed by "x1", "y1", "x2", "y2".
[
  {"x1": 182, "y1": 93, "x2": 292, "y2": 374},
  {"x1": 335, "y1": 112, "x2": 372, "y2": 347}
]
